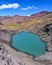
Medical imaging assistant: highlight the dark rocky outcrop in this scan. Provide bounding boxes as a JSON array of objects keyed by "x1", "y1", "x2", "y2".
[
  {"x1": 31, "y1": 11, "x2": 48, "y2": 17},
  {"x1": 43, "y1": 23, "x2": 52, "y2": 35}
]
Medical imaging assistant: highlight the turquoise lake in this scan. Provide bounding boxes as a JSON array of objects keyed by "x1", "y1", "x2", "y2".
[{"x1": 11, "y1": 31, "x2": 46, "y2": 56}]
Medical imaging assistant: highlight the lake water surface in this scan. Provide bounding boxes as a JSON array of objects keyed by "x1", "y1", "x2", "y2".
[{"x1": 11, "y1": 31, "x2": 46, "y2": 56}]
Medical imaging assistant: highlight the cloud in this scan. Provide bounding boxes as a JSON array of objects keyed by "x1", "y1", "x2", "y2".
[
  {"x1": 21, "y1": 5, "x2": 37, "y2": 10},
  {"x1": 26, "y1": 15, "x2": 31, "y2": 16},
  {"x1": 21, "y1": 8, "x2": 28, "y2": 10},
  {"x1": 0, "y1": 3, "x2": 20, "y2": 9}
]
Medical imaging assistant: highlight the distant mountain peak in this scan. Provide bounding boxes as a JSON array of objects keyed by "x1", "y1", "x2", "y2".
[{"x1": 31, "y1": 11, "x2": 48, "y2": 17}]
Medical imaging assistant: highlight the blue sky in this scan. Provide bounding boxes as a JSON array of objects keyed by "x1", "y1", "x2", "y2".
[{"x1": 0, "y1": 0, "x2": 52, "y2": 16}]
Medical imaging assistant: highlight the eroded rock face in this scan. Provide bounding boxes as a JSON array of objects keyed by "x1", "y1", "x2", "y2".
[
  {"x1": 43, "y1": 23, "x2": 52, "y2": 35},
  {"x1": 43, "y1": 23, "x2": 52, "y2": 51},
  {"x1": 0, "y1": 29, "x2": 19, "y2": 45},
  {"x1": 0, "y1": 30, "x2": 11, "y2": 45}
]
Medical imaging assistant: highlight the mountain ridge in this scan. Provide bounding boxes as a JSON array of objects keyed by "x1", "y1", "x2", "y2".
[{"x1": 0, "y1": 11, "x2": 52, "y2": 30}]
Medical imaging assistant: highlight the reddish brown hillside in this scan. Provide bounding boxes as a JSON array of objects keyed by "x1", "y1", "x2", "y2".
[{"x1": 31, "y1": 11, "x2": 48, "y2": 17}]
